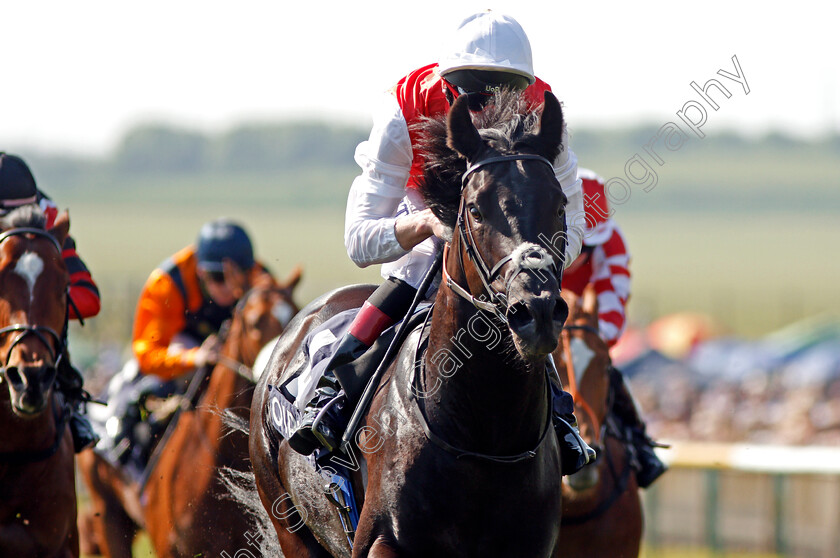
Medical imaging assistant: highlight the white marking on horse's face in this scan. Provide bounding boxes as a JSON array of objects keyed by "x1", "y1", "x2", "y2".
[
  {"x1": 510, "y1": 243, "x2": 555, "y2": 272},
  {"x1": 569, "y1": 336, "x2": 595, "y2": 386},
  {"x1": 14, "y1": 252, "x2": 44, "y2": 303}
]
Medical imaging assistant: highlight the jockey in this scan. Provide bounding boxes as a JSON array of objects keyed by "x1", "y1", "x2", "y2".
[
  {"x1": 564, "y1": 168, "x2": 667, "y2": 488},
  {"x1": 132, "y1": 219, "x2": 273, "y2": 381},
  {"x1": 289, "y1": 11, "x2": 596, "y2": 476},
  {"x1": 0, "y1": 152, "x2": 101, "y2": 452},
  {"x1": 98, "y1": 219, "x2": 274, "y2": 472}
]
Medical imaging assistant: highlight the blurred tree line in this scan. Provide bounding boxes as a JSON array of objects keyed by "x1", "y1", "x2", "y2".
[{"x1": 16, "y1": 120, "x2": 840, "y2": 212}]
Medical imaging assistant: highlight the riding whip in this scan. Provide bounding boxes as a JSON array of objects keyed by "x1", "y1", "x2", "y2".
[{"x1": 340, "y1": 246, "x2": 444, "y2": 454}]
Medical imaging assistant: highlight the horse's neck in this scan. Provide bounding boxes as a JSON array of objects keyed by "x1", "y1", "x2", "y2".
[
  {"x1": 204, "y1": 340, "x2": 253, "y2": 412},
  {"x1": 0, "y1": 393, "x2": 59, "y2": 453},
  {"x1": 422, "y1": 285, "x2": 549, "y2": 453}
]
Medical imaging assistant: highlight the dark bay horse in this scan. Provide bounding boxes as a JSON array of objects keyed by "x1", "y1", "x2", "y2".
[
  {"x1": 553, "y1": 287, "x2": 642, "y2": 558},
  {"x1": 0, "y1": 206, "x2": 78, "y2": 557},
  {"x1": 78, "y1": 268, "x2": 302, "y2": 558},
  {"x1": 250, "y1": 90, "x2": 571, "y2": 557}
]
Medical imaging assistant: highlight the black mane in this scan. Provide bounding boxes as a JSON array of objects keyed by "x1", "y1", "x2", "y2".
[
  {"x1": 0, "y1": 204, "x2": 46, "y2": 231},
  {"x1": 412, "y1": 89, "x2": 563, "y2": 228}
]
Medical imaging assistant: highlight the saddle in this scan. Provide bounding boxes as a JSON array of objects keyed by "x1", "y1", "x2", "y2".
[
  {"x1": 264, "y1": 304, "x2": 432, "y2": 540},
  {"x1": 268, "y1": 303, "x2": 432, "y2": 441}
]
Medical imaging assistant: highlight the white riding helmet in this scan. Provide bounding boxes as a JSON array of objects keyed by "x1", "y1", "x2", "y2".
[{"x1": 437, "y1": 11, "x2": 536, "y2": 86}]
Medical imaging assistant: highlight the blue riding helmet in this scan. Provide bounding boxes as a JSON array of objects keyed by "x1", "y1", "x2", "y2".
[
  {"x1": 0, "y1": 153, "x2": 38, "y2": 213},
  {"x1": 196, "y1": 219, "x2": 254, "y2": 272}
]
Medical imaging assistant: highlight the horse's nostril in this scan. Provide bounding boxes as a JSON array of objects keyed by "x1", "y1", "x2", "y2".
[
  {"x1": 506, "y1": 301, "x2": 533, "y2": 332},
  {"x1": 5, "y1": 367, "x2": 23, "y2": 387},
  {"x1": 554, "y1": 297, "x2": 569, "y2": 325}
]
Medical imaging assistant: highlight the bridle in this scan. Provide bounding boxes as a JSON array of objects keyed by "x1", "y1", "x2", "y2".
[
  {"x1": 0, "y1": 227, "x2": 68, "y2": 377},
  {"x1": 410, "y1": 152, "x2": 565, "y2": 464},
  {"x1": 0, "y1": 226, "x2": 72, "y2": 465},
  {"x1": 441, "y1": 152, "x2": 563, "y2": 324}
]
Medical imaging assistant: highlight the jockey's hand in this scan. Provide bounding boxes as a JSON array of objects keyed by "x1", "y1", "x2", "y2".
[
  {"x1": 395, "y1": 208, "x2": 449, "y2": 250},
  {"x1": 194, "y1": 334, "x2": 222, "y2": 369},
  {"x1": 222, "y1": 258, "x2": 250, "y2": 300}
]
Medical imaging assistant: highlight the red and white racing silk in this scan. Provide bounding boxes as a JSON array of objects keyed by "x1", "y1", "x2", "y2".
[
  {"x1": 562, "y1": 169, "x2": 631, "y2": 347},
  {"x1": 38, "y1": 192, "x2": 101, "y2": 320},
  {"x1": 345, "y1": 63, "x2": 584, "y2": 289}
]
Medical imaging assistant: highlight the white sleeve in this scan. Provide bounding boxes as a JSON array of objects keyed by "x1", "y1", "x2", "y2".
[
  {"x1": 344, "y1": 93, "x2": 414, "y2": 268},
  {"x1": 554, "y1": 128, "x2": 583, "y2": 269}
]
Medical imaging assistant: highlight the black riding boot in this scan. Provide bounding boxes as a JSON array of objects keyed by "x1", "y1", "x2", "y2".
[
  {"x1": 288, "y1": 278, "x2": 419, "y2": 456},
  {"x1": 548, "y1": 358, "x2": 597, "y2": 476},
  {"x1": 610, "y1": 367, "x2": 667, "y2": 488},
  {"x1": 288, "y1": 375, "x2": 348, "y2": 455},
  {"x1": 56, "y1": 355, "x2": 99, "y2": 453}
]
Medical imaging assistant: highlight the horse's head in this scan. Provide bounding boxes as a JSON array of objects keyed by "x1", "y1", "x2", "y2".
[
  {"x1": 555, "y1": 286, "x2": 613, "y2": 490},
  {"x1": 420, "y1": 89, "x2": 568, "y2": 361},
  {"x1": 225, "y1": 266, "x2": 302, "y2": 371},
  {"x1": 0, "y1": 206, "x2": 70, "y2": 416}
]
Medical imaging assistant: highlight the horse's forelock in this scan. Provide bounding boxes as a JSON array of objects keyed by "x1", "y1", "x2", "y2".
[
  {"x1": 413, "y1": 90, "x2": 553, "y2": 228},
  {"x1": 0, "y1": 205, "x2": 47, "y2": 231}
]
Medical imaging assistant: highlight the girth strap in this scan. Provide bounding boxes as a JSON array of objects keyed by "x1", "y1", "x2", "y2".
[{"x1": 409, "y1": 317, "x2": 554, "y2": 464}]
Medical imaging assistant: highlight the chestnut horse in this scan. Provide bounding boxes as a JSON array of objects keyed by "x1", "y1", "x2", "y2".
[
  {"x1": 78, "y1": 267, "x2": 302, "y2": 558},
  {"x1": 552, "y1": 287, "x2": 642, "y2": 558},
  {"x1": 0, "y1": 206, "x2": 78, "y2": 557},
  {"x1": 250, "y1": 90, "x2": 572, "y2": 557}
]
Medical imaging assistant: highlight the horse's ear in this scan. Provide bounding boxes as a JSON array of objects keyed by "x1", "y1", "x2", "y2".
[
  {"x1": 279, "y1": 264, "x2": 303, "y2": 291},
  {"x1": 536, "y1": 91, "x2": 565, "y2": 156},
  {"x1": 446, "y1": 94, "x2": 483, "y2": 161},
  {"x1": 49, "y1": 210, "x2": 70, "y2": 248}
]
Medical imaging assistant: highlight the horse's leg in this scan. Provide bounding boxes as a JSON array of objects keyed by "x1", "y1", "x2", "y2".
[
  {"x1": 250, "y1": 423, "x2": 332, "y2": 557},
  {"x1": 77, "y1": 507, "x2": 102, "y2": 556},
  {"x1": 77, "y1": 451, "x2": 137, "y2": 558}
]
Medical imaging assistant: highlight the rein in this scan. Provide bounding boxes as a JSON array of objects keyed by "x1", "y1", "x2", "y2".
[{"x1": 560, "y1": 325, "x2": 602, "y2": 440}]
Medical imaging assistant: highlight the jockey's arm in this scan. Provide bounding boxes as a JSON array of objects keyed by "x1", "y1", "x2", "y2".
[
  {"x1": 553, "y1": 129, "x2": 584, "y2": 270},
  {"x1": 62, "y1": 235, "x2": 102, "y2": 319},
  {"x1": 589, "y1": 222, "x2": 632, "y2": 347},
  {"x1": 345, "y1": 94, "x2": 438, "y2": 267},
  {"x1": 131, "y1": 271, "x2": 195, "y2": 380},
  {"x1": 38, "y1": 194, "x2": 101, "y2": 319}
]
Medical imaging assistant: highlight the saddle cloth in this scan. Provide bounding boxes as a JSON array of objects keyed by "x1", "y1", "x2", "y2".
[{"x1": 264, "y1": 303, "x2": 432, "y2": 535}]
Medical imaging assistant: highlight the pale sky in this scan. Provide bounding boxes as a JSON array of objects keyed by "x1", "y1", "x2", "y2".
[{"x1": 2, "y1": 1, "x2": 836, "y2": 155}]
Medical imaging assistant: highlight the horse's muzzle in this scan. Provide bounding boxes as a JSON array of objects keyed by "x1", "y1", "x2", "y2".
[
  {"x1": 506, "y1": 292, "x2": 568, "y2": 359},
  {"x1": 3, "y1": 364, "x2": 57, "y2": 415}
]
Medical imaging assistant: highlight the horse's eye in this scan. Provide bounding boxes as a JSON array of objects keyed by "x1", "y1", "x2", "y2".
[{"x1": 468, "y1": 205, "x2": 483, "y2": 223}]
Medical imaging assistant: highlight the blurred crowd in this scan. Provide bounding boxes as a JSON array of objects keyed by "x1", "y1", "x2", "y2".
[
  {"x1": 613, "y1": 313, "x2": 840, "y2": 446},
  {"x1": 76, "y1": 312, "x2": 840, "y2": 447}
]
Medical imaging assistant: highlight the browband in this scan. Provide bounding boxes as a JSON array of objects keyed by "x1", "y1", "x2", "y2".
[{"x1": 462, "y1": 153, "x2": 555, "y2": 188}]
